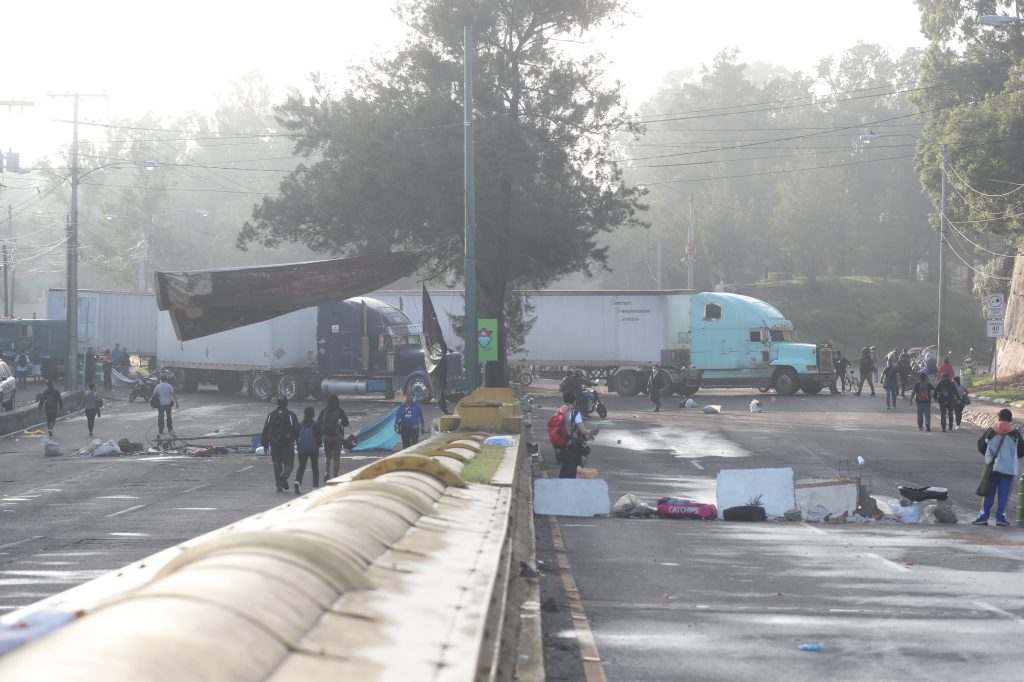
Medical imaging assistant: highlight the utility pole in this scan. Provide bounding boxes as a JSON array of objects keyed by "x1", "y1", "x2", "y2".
[
  {"x1": 937, "y1": 145, "x2": 948, "y2": 361},
  {"x1": 50, "y1": 92, "x2": 104, "y2": 390},
  {"x1": 687, "y1": 194, "x2": 696, "y2": 290},
  {"x1": 1, "y1": 100, "x2": 34, "y2": 317},
  {"x1": 463, "y1": 26, "x2": 478, "y2": 393},
  {"x1": 2, "y1": 243, "x2": 7, "y2": 317},
  {"x1": 8, "y1": 206, "x2": 15, "y2": 317},
  {"x1": 656, "y1": 236, "x2": 662, "y2": 289}
]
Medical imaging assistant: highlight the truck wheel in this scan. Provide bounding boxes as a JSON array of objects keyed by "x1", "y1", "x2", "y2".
[
  {"x1": 774, "y1": 368, "x2": 800, "y2": 396},
  {"x1": 251, "y1": 373, "x2": 275, "y2": 401},
  {"x1": 801, "y1": 380, "x2": 823, "y2": 395},
  {"x1": 404, "y1": 375, "x2": 432, "y2": 403},
  {"x1": 310, "y1": 377, "x2": 324, "y2": 401},
  {"x1": 612, "y1": 370, "x2": 641, "y2": 397},
  {"x1": 181, "y1": 369, "x2": 200, "y2": 393},
  {"x1": 3, "y1": 390, "x2": 14, "y2": 411},
  {"x1": 215, "y1": 372, "x2": 244, "y2": 394},
  {"x1": 276, "y1": 374, "x2": 304, "y2": 400}
]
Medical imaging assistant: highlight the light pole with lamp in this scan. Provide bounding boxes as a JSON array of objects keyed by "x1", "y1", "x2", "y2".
[
  {"x1": 637, "y1": 181, "x2": 697, "y2": 290},
  {"x1": 860, "y1": 131, "x2": 949, "y2": 361},
  {"x1": 105, "y1": 208, "x2": 210, "y2": 292}
]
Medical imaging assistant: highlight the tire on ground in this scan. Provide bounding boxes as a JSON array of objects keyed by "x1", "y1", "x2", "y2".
[
  {"x1": 774, "y1": 367, "x2": 800, "y2": 396},
  {"x1": 612, "y1": 370, "x2": 641, "y2": 397}
]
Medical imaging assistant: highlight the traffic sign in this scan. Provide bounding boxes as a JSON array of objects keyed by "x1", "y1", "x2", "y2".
[
  {"x1": 987, "y1": 320, "x2": 1005, "y2": 338},
  {"x1": 987, "y1": 307, "x2": 1006, "y2": 321},
  {"x1": 987, "y1": 292, "x2": 1006, "y2": 310}
]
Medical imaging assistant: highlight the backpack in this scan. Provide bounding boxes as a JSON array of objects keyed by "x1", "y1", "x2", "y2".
[
  {"x1": 297, "y1": 423, "x2": 317, "y2": 453},
  {"x1": 15, "y1": 354, "x2": 28, "y2": 370},
  {"x1": 916, "y1": 384, "x2": 930, "y2": 403},
  {"x1": 936, "y1": 387, "x2": 950, "y2": 403},
  {"x1": 268, "y1": 409, "x2": 292, "y2": 444},
  {"x1": 322, "y1": 408, "x2": 342, "y2": 437},
  {"x1": 547, "y1": 405, "x2": 574, "y2": 448}
]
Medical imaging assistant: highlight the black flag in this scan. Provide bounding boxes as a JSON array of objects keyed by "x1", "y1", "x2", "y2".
[{"x1": 421, "y1": 284, "x2": 450, "y2": 414}]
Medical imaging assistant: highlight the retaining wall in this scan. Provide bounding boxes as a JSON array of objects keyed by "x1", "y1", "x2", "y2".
[{"x1": 0, "y1": 390, "x2": 83, "y2": 436}]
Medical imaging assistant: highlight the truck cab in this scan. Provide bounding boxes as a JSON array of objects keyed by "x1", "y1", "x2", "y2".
[{"x1": 689, "y1": 293, "x2": 834, "y2": 395}]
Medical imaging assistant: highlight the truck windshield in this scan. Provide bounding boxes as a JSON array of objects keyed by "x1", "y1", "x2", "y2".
[{"x1": 770, "y1": 329, "x2": 794, "y2": 342}]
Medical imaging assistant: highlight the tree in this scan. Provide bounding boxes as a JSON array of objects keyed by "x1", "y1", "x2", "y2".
[{"x1": 238, "y1": 0, "x2": 643, "y2": 385}]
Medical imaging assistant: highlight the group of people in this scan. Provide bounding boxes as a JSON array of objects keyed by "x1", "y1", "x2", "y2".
[
  {"x1": 906, "y1": 366, "x2": 970, "y2": 432},
  {"x1": 261, "y1": 394, "x2": 352, "y2": 494}
]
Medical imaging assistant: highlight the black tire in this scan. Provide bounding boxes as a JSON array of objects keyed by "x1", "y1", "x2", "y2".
[
  {"x1": 215, "y1": 371, "x2": 244, "y2": 394},
  {"x1": 129, "y1": 391, "x2": 138, "y2": 403},
  {"x1": 723, "y1": 505, "x2": 767, "y2": 522},
  {"x1": 596, "y1": 403, "x2": 608, "y2": 419},
  {"x1": 3, "y1": 390, "x2": 14, "y2": 411},
  {"x1": 774, "y1": 367, "x2": 800, "y2": 396},
  {"x1": 801, "y1": 380, "x2": 823, "y2": 395},
  {"x1": 181, "y1": 369, "x2": 200, "y2": 393},
  {"x1": 251, "y1": 373, "x2": 275, "y2": 401},
  {"x1": 613, "y1": 370, "x2": 641, "y2": 397},
  {"x1": 519, "y1": 370, "x2": 533, "y2": 387},
  {"x1": 758, "y1": 385, "x2": 771, "y2": 393}
]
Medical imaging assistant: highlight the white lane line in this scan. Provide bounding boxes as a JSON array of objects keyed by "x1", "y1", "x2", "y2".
[
  {"x1": 865, "y1": 552, "x2": 912, "y2": 573},
  {"x1": 561, "y1": 524, "x2": 599, "y2": 528},
  {"x1": 235, "y1": 465, "x2": 254, "y2": 473},
  {"x1": 96, "y1": 495, "x2": 139, "y2": 500},
  {"x1": 973, "y1": 600, "x2": 1024, "y2": 627},
  {"x1": 108, "y1": 532, "x2": 149, "y2": 537},
  {"x1": 802, "y1": 523, "x2": 827, "y2": 535},
  {"x1": 181, "y1": 484, "x2": 208, "y2": 494},
  {"x1": 172, "y1": 507, "x2": 218, "y2": 511},
  {"x1": 105, "y1": 504, "x2": 145, "y2": 518},
  {"x1": 691, "y1": 461, "x2": 704, "y2": 470},
  {"x1": 0, "y1": 536, "x2": 43, "y2": 551}
]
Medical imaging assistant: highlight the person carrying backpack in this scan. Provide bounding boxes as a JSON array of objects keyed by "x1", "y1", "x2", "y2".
[
  {"x1": 953, "y1": 376, "x2": 969, "y2": 430},
  {"x1": 317, "y1": 393, "x2": 350, "y2": 483},
  {"x1": 294, "y1": 405, "x2": 322, "y2": 494},
  {"x1": 37, "y1": 380, "x2": 63, "y2": 437},
  {"x1": 261, "y1": 397, "x2": 299, "y2": 492},
  {"x1": 14, "y1": 351, "x2": 29, "y2": 388},
  {"x1": 549, "y1": 392, "x2": 594, "y2": 478},
  {"x1": 973, "y1": 408, "x2": 1024, "y2": 526},
  {"x1": 934, "y1": 374, "x2": 957, "y2": 433},
  {"x1": 880, "y1": 358, "x2": 900, "y2": 410},
  {"x1": 909, "y1": 372, "x2": 934, "y2": 432}
]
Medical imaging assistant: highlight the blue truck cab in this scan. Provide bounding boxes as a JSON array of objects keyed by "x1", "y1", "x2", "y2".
[{"x1": 683, "y1": 293, "x2": 834, "y2": 395}]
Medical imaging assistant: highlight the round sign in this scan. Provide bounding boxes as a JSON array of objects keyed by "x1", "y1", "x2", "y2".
[
  {"x1": 686, "y1": 244, "x2": 697, "y2": 256},
  {"x1": 987, "y1": 293, "x2": 1005, "y2": 309}
]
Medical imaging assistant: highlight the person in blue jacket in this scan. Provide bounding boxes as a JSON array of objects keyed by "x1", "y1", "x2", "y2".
[{"x1": 395, "y1": 392, "x2": 425, "y2": 448}]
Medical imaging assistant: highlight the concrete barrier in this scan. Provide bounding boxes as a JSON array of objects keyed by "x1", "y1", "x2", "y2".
[
  {"x1": 0, "y1": 388, "x2": 538, "y2": 681},
  {"x1": 0, "y1": 390, "x2": 83, "y2": 437}
]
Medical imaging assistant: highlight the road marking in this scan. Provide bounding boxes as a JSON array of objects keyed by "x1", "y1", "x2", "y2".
[
  {"x1": 691, "y1": 461, "x2": 704, "y2": 470},
  {"x1": 172, "y1": 507, "x2": 218, "y2": 511},
  {"x1": 549, "y1": 515, "x2": 607, "y2": 682},
  {"x1": 105, "y1": 504, "x2": 145, "y2": 518},
  {"x1": 181, "y1": 484, "x2": 208, "y2": 494},
  {"x1": 235, "y1": 465, "x2": 254, "y2": 473},
  {"x1": 108, "y1": 532, "x2": 149, "y2": 537},
  {"x1": 96, "y1": 495, "x2": 139, "y2": 500},
  {"x1": 802, "y1": 523, "x2": 827, "y2": 535},
  {"x1": 0, "y1": 536, "x2": 42, "y2": 551},
  {"x1": 561, "y1": 524, "x2": 598, "y2": 528},
  {"x1": 973, "y1": 600, "x2": 1024, "y2": 627},
  {"x1": 865, "y1": 552, "x2": 912, "y2": 573}
]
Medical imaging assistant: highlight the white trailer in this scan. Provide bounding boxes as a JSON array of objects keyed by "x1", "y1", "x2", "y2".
[{"x1": 46, "y1": 289, "x2": 159, "y2": 356}]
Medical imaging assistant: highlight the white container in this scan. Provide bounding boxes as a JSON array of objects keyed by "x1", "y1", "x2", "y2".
[{"x1": 47, "y1": 289, "x2": 159, "y2": 355}]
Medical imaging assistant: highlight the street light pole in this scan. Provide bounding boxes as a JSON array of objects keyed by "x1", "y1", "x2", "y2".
[
  {"x1": 68, "y1": 95, "x2": 80, "y2": 391},
  {"x1": 937, "y1": 144, "x2": 948, "y2": 361},
  {"x1": 463, "y1": 25, "x2": 478, "y2": 393},
  {"x1": 688, "y1": 193, "x2": 696, "y2": 290}
]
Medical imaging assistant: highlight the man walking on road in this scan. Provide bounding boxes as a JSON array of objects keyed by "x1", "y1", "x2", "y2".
[
  {"x1": 974, "y1": 408, "x2": 1024, "y2": 526},
  {"x1": 318, "y1": 393, "x2": 350, "y2": 483},
  {"x1": 559, "y1": 394, "x2": 595, "y2": 479},
  {"x1": 395, "y1": 393, "x2": 425, "y2": 449},
  {"x1": 262, "y1": 397, "x2": 299, "y2": 492},
  {"x1": 910, "y1": 371, "x2": 934, "y2": 432},
  {"x1": 152, "y1": 375, "x2": 177, "y2": 435},
  {"x1": 856, "y1": 348, "x2": 875, "y2": 397},
  {"x1": 37, "y1": 380, "x2": 62, "y2": 437},
  {"x1": 647, "y1": 364, "x2": 662, "y2": 412},
  {"x1": 938, "y1": 356, "x2": 955, "y2": 381},
  {"x1": 881, "y1": 358, "x2": 900, "y2": 410},
  {"x1": 934, "y1": 373, "x2": 958, "y2": 433},
  {"x1": 834, "y1": 351, "x2": 850, "y2": 392}
]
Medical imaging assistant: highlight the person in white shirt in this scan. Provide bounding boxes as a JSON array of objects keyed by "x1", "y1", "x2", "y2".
[{"x1": 153, "y1": 375, "x2": 177, "y2": 434}]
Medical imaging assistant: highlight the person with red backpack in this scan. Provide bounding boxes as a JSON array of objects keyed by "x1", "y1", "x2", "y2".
[
  {"x1": 548, "y1": 392, "x2": 595, "y2": 478},
  {"x1": 908, "y1": 372, "x2": 934, "y2": 432}
]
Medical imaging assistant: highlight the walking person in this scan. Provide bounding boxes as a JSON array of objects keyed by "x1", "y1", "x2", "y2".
[
  {"x1": 953, "y1": 376, "x2": 969, "y2": 430},
  {"x1": 101, "y1": 349, "x2": 113, "y2": 391},
  {"x1": 37, "y1": 380, "x2": 62, "y2": 437},
  {"x1": 394, "y1": 393, "x2": 425, "y2": 449},
  {"x1": 925, "y1": 354, "x2": 938, "y2": 384},
  {"x1": 934, "y1": 373, "x2": 957, "y2": 433},
  {"x1": 937, "y1": 356, "x2": 955, "y2": 381},
  {"x1": 869, "y1": 346, "x2": 880, "y2": 382},
  {"x1": 973, "y1": 408, "x2": 1024, "y2": 526},
  {"x1": 909, "y1": 371, "x2": 934, "y2": 432},
  {"x1": 261, "y1": 397, "x2": 299, "y2": 492},
  {"x1": 14, "y1": 350, "x2": 30, "y2": 388},
  {"x1": 559, "y1": 394, "x2": 596, "y2": 479},
  {"x1": 834, "y1": 351, "x2": 850, "y2": 393},
  {"x1": 881, "y1": 358, "x2": 900, "y2": 410},
  {"x1": 79, "y1": 383, "x2": 102, "y2": 437},
  {"x1": 855, "y1": 347, "x2": 875, "y2": 397},
  {"x1": 647, "y1": 364, "x2": 662, "y2": 412},
  {"x1": 317, "y1": 393, "x2": 350, "y2": 484},
  {"x1": 897, "y1": 349, "x2": 913, "y2": 398},
  {"x1": 152, "y1": 375, "x2": 177, "y2": 435},
  {"x1": 294, "y1": 406, "x2": 321, "y2": 495}
]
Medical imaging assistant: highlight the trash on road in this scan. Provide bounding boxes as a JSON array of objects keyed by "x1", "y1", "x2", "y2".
[
  {"x1": 117, "y1": 438, "x2": 144, "y2": 454},
  {"x1": 612, "y1": 493, "x2": 657, "y2": 518},
  {"x1": 678, "y1": 398, "x2": 699, "y2": 408},
  {"x1": 898, "y1": 485, "x2": 949, "y2": 502},
  {"x1": 42, "y1": 438, "x2": 61, "y2": 458},
  {"x1": 255, "y1": 446, "x2": 266, "y2": 456},
  {"x1": 887, "y1": 499, "x2": 924, "y2": 523},
  {"x1": 783, "y1": 508, "x2": 802, "y2": 521},
  {"x1": 722, "y1": 505, "x2": 767, "y2": 521},
  {"x1": 656, "y1": 496, "x2": 717, "y2": 520},
  {"x1": 702, "y1": 404, "x2": 722, "y2": 414},
  {"x1": 24, "y1": 428, "x2": 46, "y2": 436},
  {"x1": 798, "y1": 642, "x2": 824, "y2": 652},
  {"x1": 932, "y1": 504, "x2": 958, "y2": 524},
  {"x1": 749, "y1": 399, "x2": 763, "y2": 413}
]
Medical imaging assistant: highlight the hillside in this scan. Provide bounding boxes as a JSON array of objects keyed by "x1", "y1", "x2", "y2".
[{"x1": 731, "y1": 277, "x2": 990, "y2": 363}]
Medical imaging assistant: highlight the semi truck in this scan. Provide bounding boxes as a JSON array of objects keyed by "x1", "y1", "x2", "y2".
[
  {"x1": 372, "y1": 289, "x2": 835, "y2": 396},
  {"x1": 156, "y1": 296, "x2": 464, "y2": 401},
  {"x1": 46, "y1": 289, "x2": 158, "y2": 358}
]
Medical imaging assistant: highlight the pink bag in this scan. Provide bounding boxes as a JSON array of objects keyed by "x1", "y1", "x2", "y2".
[{"x1": 656, "y1": 496, "x2": 717, "y2": 520}]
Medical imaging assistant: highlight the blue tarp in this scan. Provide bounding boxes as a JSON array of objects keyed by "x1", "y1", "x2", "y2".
[{"x1": 352, "y1": 406, "x2": 400, "y2": 451}]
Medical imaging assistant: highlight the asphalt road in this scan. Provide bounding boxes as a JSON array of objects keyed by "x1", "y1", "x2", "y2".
[
  {"x1": 533, "y1": 384, "x2": 1024, "y2": 681},
  {"x1": 0, "y1": 387, "x2": 431, "y2": 615}
]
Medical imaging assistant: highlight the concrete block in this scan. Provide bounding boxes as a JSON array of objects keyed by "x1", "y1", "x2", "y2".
[
  {"x1": 795, "y1": 478, "x2": 858, "y2": 516},
  {"x1": 716, "y1": 467, "x2": 795, "y2": 519},
  {"x1": 534, "y1": 479, "x2": 610, "y2": 517}
]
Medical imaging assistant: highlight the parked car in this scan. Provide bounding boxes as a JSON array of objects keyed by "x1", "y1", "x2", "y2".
[{"x1": 0, "y1": 359, "x2": 16, "y2": 410}]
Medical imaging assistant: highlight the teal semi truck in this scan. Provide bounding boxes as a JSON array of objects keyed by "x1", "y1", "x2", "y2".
[{"x1": 373, "y1": 289, "x2": 835, "y2": 396}]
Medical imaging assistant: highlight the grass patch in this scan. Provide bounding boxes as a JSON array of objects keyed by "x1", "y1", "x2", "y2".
[
  {"x1": 731, "y1": 276, "x2": 989, "y2": 363},
  {"x1": 460, "y1": 444, "x2": 506, "y2": 484}
]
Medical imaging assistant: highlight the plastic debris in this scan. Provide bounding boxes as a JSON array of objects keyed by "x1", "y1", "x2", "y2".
[
  {"x1": 749, "y1": 399, "x2": 763, "y2": 413},
  {"x1": 484, "y1": 435, "x2": 514, "y2": 446},
  {"x1": 255, "y1": 446, "x2": 266, "y2": 456},
  {"x1": 888, "y1": 499, "x2": 923, "y2": 523},
  {"x1": 798, "y1": 643, "x2": 824, "y2": 652},
  {"x1": 612, "y1": 493, "x2": 657, "y2": 518},
  {"x1": 656, "y1": 497, "x2": 717, "y2": 520},
  {"x1": 702, "y1": 405, "x2": 722, "y2": 414},
  {"x1": 932, "y1": 504, "x2": 958, "y2": 524},
  {"x1": 42, "y1": 438, "x2": 61, "y2": 458},
  {"x1": 23, "y1": 428, "x2": 46, "y2": 436},
  {"x1": 783, "y1": 508, "x2": 802, "y2": 521}
]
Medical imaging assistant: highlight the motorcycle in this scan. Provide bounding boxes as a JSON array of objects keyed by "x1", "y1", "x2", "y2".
[
  {"x1": 509, "y1": 364, "x2": 534, "y2": 387},
  {"x1": 581, "y1": 386, "x2": 608, "y2": 419},
  {"x1": 128, "y1": 373, "x2": 159, "y2": 403}
]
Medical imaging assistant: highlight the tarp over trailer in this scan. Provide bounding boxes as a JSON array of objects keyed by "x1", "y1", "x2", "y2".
[{"x1": 154, "y1": 252, "x2": 423, "y2": 341}]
